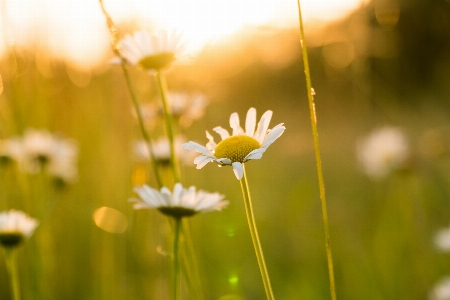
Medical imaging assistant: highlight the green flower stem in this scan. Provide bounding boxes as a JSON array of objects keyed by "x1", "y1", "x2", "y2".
[
  {"x1": 296, "y1": 1, "x2": 337, "y2": 300},
  {"x1": 5, "y1": 247, "x2": 21, "y2": 300},
  {"x1": 172, "y1": 217, "x2": 182, "y2": 300},
  {"x1": 98, "y1": 0, "x2": 163, "y2": 188},
  {"x1": 240, "y1": 166, "x2": 275, "y2": 300},
  {"x1": 181, "y1": 219, "x2": 204, "y2": 299},
  {"x1": 155, "y1": 72, "x2": 180, "y2": 183}
]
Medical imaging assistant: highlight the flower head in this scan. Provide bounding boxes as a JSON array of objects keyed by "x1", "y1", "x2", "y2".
[
  {"x1": 357, "y1": 127, "x2": 409, "y2": 179},
  {"x1": 133, "y1": 136, "x2": 194, "y2": 166},
  {"x1": 115, "y1": 29, "x2": 186, "y2": 73},
  {"x1": 0, "y1": 210, "x2": 39, "y2": 248},
  {"x1": 182, "y1": 107, "x2": 285, "y2": 180},
  {"x1": 434, "y1": 226, "x2": 450, "y2": 252},
  {"x1": 0, "y1": 138, "x2": 21, "y2": 165},
  {"x1": 129, "y1": 183, "x2": 228, "y2": 218},
  {"x1": 430, "y1": 277, "x2": 450, "y2": 300},
  {"x1": 19, "y1": 128, "x2": 78, "y2": 184}
]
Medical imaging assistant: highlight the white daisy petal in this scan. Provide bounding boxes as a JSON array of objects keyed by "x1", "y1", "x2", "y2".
[
  {"x1": 232, "y1": 162, "x2": 244, "y2": 180},
  {"x1": 254, "y1": 110, "x2": 273, "y2": 144},
  {"x1": 261, "y1": 123, "x2": 286, "y2": 149},
  {"x1": 182, "y1": 141, "x2": 210, "y2": 155},
  {"x1": 216, "y1": 158, "x2": 232, "y2": 165},
  {"x1": 194, "y1": 155, "x2": 215, "y2": 169},
  {"x1": 244, "y1": 148, "x2": 266, "y2": 161},
  {"x1": 213, "y1": 127, "x2": 230, "y2": 140},
  {"x1": 229, "y1": 112, "x2": 242, "y2": 136},
  {"x1": 245, "y1": 108, "x2": 257, "y2": 137}
]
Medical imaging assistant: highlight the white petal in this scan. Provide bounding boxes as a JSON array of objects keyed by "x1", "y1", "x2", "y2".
[
  {"x1": 253, "y1": 110, "x2": 273, "y2": 144},
  {"x1": 194, "y1": 155, "x2": 215, "y2": 169},
  {"x1": 213, "y1": 127, "x2": 230, "y2": 140},
  {"x1": 232, "y1": 162, "x2": 244, "y2": 180},
  {"x1": 244, "y1": 148, "x2": 265, "y2": 161},
  {"x1": 182, "y1": 141, "x2": 209, "y2": 155},
  {"x1": 261, "y1": 124, "x2": 286, "y2": 150},
  {"x1": 229, "y1": 112, "x2": 242, "y2": 136},
  {"x1": 245, "y1": 108, "x2": 257, "y2": 137},
  {"x1": 215, "y1": 158, "x2": 232, "y2": 165},
  {"x1": 205, "y1": 131, "x2": 217, "y2": 151}
]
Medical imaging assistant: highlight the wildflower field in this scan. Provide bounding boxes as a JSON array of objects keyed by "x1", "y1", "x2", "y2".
[{"x1": 1, "y1": 0, "x2": 450, "y2": 299}]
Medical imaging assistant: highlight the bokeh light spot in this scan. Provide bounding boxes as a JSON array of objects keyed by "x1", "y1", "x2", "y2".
[
  {"x1": 93, "y1": 207, "x2": 128, "y2": 234},
  {"x1": 218, "y1": 294, "x2": 245, "y2": 300}
]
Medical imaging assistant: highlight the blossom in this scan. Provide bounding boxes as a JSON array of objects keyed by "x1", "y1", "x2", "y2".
[
  {"x1": 133, "y1": 136, "x2": 195, "y2": 166},
  {"x1": 434, "y1": 226, "x2": 450, "y2": 252},
  {"x1": 0, "y1": 210, "x2": 39, "y2": 247},
  {"x1": 182, "y1": 107, "x2": 285, "y2": 180},
  {"x1": 0, "y1": 138, "x2": 22, "y2": 165},
  {"x1": 429, "y1": 277, "x2": 450, "y2": 300},
  {"x1": 114, "y1": 29, "x2": 186, "y2": 73},
  {"x1": 129, "y1": 183, "x2": 228, "y2": 218},
  {"x1": 357, "y1": 127, "x2": 409, "y2": 179},
  {"x1": 19, "y1": 128, "x2": 78, "y2": 183}
]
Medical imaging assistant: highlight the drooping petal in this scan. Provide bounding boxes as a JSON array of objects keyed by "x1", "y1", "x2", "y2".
[
  {"x1": 182, "y1": 141, "x2": 210, "y2": 155},
  {"x1": 194, "y1": 155, "x2": 215, "y2": 169},
  {"x1": 244, "y1": 148, "x2": 266, "y2": 162},
  {"x1": 215, "y1": 158, "x2": 232, "y2": 165},
  {"x1": 232, "y1": 162, "x2": 244, "y2": 180},
  {"x1": 261, "y1": 123, "x2": 286, "y2": 150},
  {"x1": 213, "y1": 127, "x2": 230, "y2": 140},
  {"x1": 245, "y1": 108, "x2": 257, "y2": 137},
  {"x1": 229, "y1": 112, "x2": 242, "y2": 136},
  {"x1": 253, "y1": 110, "x2": 273, "y2": 144}
]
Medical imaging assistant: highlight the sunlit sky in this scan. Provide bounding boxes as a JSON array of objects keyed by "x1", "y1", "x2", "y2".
[{"x1": 0, "y1": 0, "x2": 366, "y2": 68}]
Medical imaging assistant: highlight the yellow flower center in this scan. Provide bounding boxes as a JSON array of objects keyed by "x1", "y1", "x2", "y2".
[
  {"x1": 138, "y1": 52, "x2": 176, "y2": 71},
  {"x1": 214, "y1": 135, "x2": 261, "y2": 163}
]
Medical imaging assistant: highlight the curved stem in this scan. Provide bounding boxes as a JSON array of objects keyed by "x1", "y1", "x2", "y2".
[
  {"x1": 155, "y1": 72, "x2": 180, "y2": 183},
  {"x1": 240, "y1": 166, "x2": 275, "y2": 300},
  {"x1": 5, "y1": 248, "x2": 21, "y2": 300},
  {"x1": 172, "y1": 217, "x2": 182, "y2": 300},
  {"x1": 296, "y1": 1, "x2": 337, "y2": 300},
  {"x1": 98, "y1": 0, "x2": 163, "y2": 188}
]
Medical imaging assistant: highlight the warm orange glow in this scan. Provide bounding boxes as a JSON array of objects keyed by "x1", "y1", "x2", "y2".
[{"x1": 0, "y1": 0, "x2": 366, "y2": 67}]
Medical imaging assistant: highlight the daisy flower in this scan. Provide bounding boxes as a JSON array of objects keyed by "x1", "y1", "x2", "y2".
[
  {"x1": 129, "y1": 183, "x2": 228, "y2": 218},
  {"x1": 429, "y1": 277, "x2": 450, "y2": 300},
  {"x1": 0, "y1": 138, "x2": 22, "y2": 165},
  {"x1": 0, "y1": 210, "x2": 39, "y2": 248},
  {"x1": 182, "y1": 107, "x2": 286, "y2": 180},
  {"x1": 434, "y1": 226, "x2": 450, "y2": 252},
  {"x1": 357, "y1": 127, "x2": 410, "y2": 179},
  {"x1": 115, "y1": 29, "x2": 186, "y2": 73},
  {"x1": 133, "y1": 136, "x2": 194, "y2": 166}
]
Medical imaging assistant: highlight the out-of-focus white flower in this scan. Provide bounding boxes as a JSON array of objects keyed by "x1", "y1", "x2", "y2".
[
  {"x1": 434, "y1": 226, "x2": 450, "y2": 252},
  {"x1": 182, "y1": 107, "x2": 285, "y2": 180},
  {"x1": 133, "y1": 136, "x2": 194, "y2": 166},
  {"x1": 19, "y1": 128, "x2": 78, "y2": 183},
  {"x1": 113, "y1": 29, "x2": 186, "y2": 74},
  {"x1": 0, "y1": 138, "x2": 22, "y2": 165},
  {"x1": 429, "y1": 277, "x2": 450, "y2": 300},
  {"x1": 357, "y1": 127, "x2": 409, "y2": 179},
  {"x1": 129, "y1": 183, "x2": 228, "y2": 218},
  {"x1": 0, "y1": 210, "x2": 38, "y2": 247}
]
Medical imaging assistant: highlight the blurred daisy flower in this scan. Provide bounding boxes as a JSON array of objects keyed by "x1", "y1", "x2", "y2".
[
  {"x1": 434, "y1": 226, "x2": 450, "y2": 252},
  {"x1": 0, "y1": 138, "x2": 21, "y2": 166},
  {"x1": 19, "y1": 128, "x2": 78, "y2": 184},
  {"x1": 182, "y1": 107, "x2": 285, "y2": 180},
  {"x1": 357, "y1": 127, "x2": 410, "y2": 179},
  {"x1": 133, "y1": 136, "x2": 194, "y2": 166},
  {"x1": 114, "y1": 29, "x2": 186, "y2": 74},
  {"x1": 429, "y1": 277, "x2": 450, "y2": 300},
  {"x1": 0, "y1": 210, "x2": 38, "y2": 248},
  {"x1": 141, "y1": 92, "x2": 209, "y2": 127},
  {"x1": 129, "y1": 183, "x2": 228, "y2": 218}
]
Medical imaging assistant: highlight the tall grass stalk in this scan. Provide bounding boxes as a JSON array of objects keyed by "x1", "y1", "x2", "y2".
[
  {"x1": 155, "y1": 72, "x2": 180, "y2": 183},
  {"x1": 98, "y1": 0, "x2": 162, "y2": 188},
  {"x1": 172, "y1": 217, "x2": 182, "y2": 300},
  {"x1": 5, "y1": 247, "x2": 21, "y2": 300},
  {"x1": 240, "y1": 166, "x2": 275, "y2": 300},
  {"x1": 296, "y1": 1, "x2": 337, "y2": 299}
]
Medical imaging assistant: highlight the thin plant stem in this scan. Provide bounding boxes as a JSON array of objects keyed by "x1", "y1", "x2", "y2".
[
  {"x1": 5, "y1": 247, "x2": 21, "y2": 300},
  {"x1": 296, "y1": 1, "x2": 337, "y2": 299},
  {"x1": 239, "y1": 166, "x2": 275, "y2": 300},
  {"x1": 172, "y1": 217, "x2": 182, "y2": 300},
  {"x1": 155, "y1": 72, "x2": 180, "y2": 183},
  {"x1": 98, "y1": 0, "x2": 163, "y2": 188},
  {"x1": 181, "y1": 219, "x2": 204, "y2": 299}
]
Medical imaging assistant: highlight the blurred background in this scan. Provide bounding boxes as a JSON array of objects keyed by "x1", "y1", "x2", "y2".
[{"x1": 1, "y1": 0, "x2": 450, "y2": 299}]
